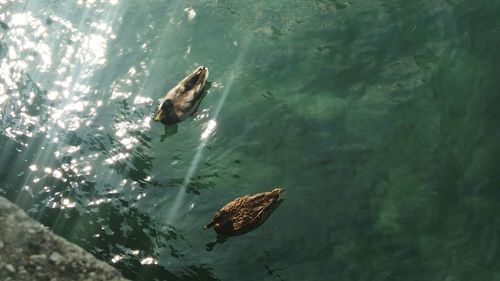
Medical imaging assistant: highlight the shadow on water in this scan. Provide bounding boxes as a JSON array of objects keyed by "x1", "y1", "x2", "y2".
[
  {"x1": 0, "y1": 20, "x2": 9, "y2": 30},
  {"x1": 160, "y1": 124, "x2": 178, "y2": 142},
  {"x1": 259, "y1": 251, "x2": 287, "y2": 281},
  {"x1": 205, "y1": 235, "x2": 228, "y2": 252}
]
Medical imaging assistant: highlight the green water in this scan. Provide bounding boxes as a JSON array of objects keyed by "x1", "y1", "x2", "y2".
[{"x1": 1, "y1": 0, "x2": 500, "y2": 280}]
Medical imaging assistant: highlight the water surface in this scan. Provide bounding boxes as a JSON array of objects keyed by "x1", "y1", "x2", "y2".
[{"x1": 1, "y1": 0, "x2": 500, "y2": 280}]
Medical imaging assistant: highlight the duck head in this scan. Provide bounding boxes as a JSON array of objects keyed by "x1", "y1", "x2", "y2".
[
  {"x1": 204, "y1": 210, "x2": 230, "y2": 230},
  {"x1": 157, "y1": 99, "x2": 175, "y2": 124},
  {"x1": 155, "y1": 66, "x2": 209, "y2": 124}
]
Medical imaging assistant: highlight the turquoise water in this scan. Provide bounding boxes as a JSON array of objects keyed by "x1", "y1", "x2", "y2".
[{"x1": 1, "y1": 0, "x2": 500, "y2": 280}]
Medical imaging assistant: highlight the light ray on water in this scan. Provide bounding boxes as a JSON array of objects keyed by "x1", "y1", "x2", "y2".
[{"x1": 163, "y1": 38, "x2": 249, "y2": 225}]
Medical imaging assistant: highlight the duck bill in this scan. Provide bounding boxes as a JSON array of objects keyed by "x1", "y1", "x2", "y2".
[
  {"x1": 154, "y1": 110, "x2": 165, "y2": 121},
  {"x1": 204, "y1": 220, "x2": 216, "y2": 229}
]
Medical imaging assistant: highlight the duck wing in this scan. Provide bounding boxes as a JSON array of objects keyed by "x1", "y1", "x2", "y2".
[{"x1": 227, "y1": 191, "x2": 281, "y2": 233}]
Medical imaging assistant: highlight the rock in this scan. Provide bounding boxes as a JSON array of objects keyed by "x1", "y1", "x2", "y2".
[
  {"x1": 30, "y1": 254, "x2": 47, "y2": 263},
  {"x1": 0, "y1": 196, "x2": 130, "y2": 281},
  {"x1": 49, "y1": 252, "x2": 63, "y2": 264},
  {"x1": 18, "y1": 266, "x2": 27, "y2": 275},
  {"x1": 5, "y1": 264, "x2": 16, "y2": 273}
]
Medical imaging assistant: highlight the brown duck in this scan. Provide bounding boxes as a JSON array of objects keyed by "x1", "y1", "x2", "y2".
[{"x1": 204, "y1": 188, "x2": 285, "y2": 236}]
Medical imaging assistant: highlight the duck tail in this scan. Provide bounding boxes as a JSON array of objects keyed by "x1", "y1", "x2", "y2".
[{"x1": 273, "y1": 188, "x2": 285, "y2": 195}]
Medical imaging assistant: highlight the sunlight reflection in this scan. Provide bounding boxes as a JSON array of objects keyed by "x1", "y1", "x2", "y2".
[
  {"x1": 111, "y1": 90, "x2": 132, "y2": 99},
  {"x1": 120, "y1": 136, "x2": 139, "y2": 150},
  {"x1": 88, "y1": 198, "x2": 112, "y2": 206},
  {"x1": 184, "y1": 7, "x2": 197, "y2": 21},
  {"x1": 105, "y1": 152, "x2": 130, "y2": 164},
  {"x1": 52, "y1": 169, "x2": 63, "y2": 179},
  {"x1": 111, "y1": 255, "x2": 124, "y2": 263},
  {"x1": 0, "y1": 1, "x2": 121, "y2": 192},
  {"x1": 140, "y1": 257, "x2": 158, "y2": 265},
  {"x1": 22, "y1": 186, "x2": 34, "y2": 197},
  {"x1": 0, "y1": 95, "x2": 8, "y2": 105},
  {"x1": 80, "y1": 34, "x2": 108, "y2": 65},
  {"x1": 61, "y1": 198, "x2": 76, "y2": 208},
  {"x1": 83, "y1": 165, "x2": 92, "y2": 173},
  {"x1": 184, "y1": 45, "x2": 191, "y2": 58},
  {"x1": 77, "y1": 0, "x2": 97, "y2": 7},
  {"x1": 201, "y1": 119, "x2": 217, "y2": 140},
  {"x1": 65, "y1": 145, "x2": 81, "y2": 154},
  {"x1": 164, "y1": 38, "x2": 250, "y2": 225},
  {"x1": 193, "y1": 108, "x2": 211, "y2": 121},
  {"x1": 133, "y1": 96, "x2": 153, "y2": 105}
]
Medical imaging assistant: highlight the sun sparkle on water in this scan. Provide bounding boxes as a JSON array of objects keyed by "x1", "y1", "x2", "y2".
[{"x1": 0, "y1": 0, "x2": 129, "y2": 212}]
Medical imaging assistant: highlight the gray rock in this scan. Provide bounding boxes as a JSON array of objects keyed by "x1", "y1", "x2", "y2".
[
  {"x1": 0, "y1": 196, "x2": 130, "y2": 281},
  {"x1": 30, "y1": 254, "x2": 47, "y2": 263},
  {"x1": 5, "y1": 264, "x2": 16, "y2": 273},
  {"x1": 18, "y1": 266, "x2": 27, "y2": 275},
  {"x1": 49, "y1": 252, "x2": 63, "y2": 264},
  {"x1": 0, "y1": 240, "x2": 4, "y2": 248}
]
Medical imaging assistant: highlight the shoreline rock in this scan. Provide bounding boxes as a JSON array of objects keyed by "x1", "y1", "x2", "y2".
[{"x1": 0, "y1": 196, "x2": 130, "y2": 281}]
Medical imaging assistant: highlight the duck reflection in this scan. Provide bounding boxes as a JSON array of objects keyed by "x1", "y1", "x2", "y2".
[
  {"x1": 205, "y1": 234, "x2": 228, "y2": 252},
  {"x1": 160, "y1": 124, "x2": 178, "y2": 142}
]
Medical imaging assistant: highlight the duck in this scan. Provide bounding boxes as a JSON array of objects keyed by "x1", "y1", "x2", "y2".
[
  {"x1": 204, "y1": 188, "x2": 285, "y2": 236},
  {"x1": 154, "y1": 66, "x2": 209, "y2": 125}
]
